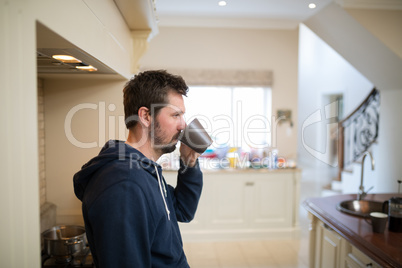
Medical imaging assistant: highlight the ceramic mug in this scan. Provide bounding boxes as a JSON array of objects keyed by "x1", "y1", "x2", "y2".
[
  {"x1": 179, "y1": 118, "x2": 213, "y2": 154},
  {"x1": 366, "y1": 212, "x2": 388, "y2": 233}
]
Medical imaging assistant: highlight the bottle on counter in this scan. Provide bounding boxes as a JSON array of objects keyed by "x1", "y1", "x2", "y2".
[{"x1": 271, "y1": 149, "x2": 278, "y2": 169}]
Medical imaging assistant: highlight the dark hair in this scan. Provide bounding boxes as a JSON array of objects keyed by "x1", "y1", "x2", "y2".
[{"x1": 123, "y1": 70, "x2": 188, "y2": 129}]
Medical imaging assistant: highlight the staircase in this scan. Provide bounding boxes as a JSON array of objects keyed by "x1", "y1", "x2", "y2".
[{"x1": 335, "y1": 88, "x2": 380, "y2": 194}]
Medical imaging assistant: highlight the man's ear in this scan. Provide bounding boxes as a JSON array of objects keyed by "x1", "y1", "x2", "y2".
[{"x1": 138, "y1": 107, "x2": 151, "y2": 127}]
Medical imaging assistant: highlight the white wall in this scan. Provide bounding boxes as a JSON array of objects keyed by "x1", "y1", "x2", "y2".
[
  {"x1": 298, "y1": 23, "x2": 373, "y2": 169},
  {"x1": 140, "y1": 26, "x2": 300, "y2": 159},
  {"x1": 44, "y1": 77, "x2": 128, "y2": 225},
  {"x1": 374, "y1": 89, "x2": 402, "y2": 193},
  {"x1": 0, "y1": 2, "x2": 39, "y2": 266},
  {"x1": 0, "y1": 1, "x2": 133, "y2": 266}
]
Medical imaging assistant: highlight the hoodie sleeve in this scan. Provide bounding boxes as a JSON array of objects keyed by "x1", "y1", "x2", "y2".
[
  {"x1": 85, "y1": 180, "x2": 155, "y2": 267},
  {"x1": 170, "y1": 159, "x2": 203, "y2": 223}
]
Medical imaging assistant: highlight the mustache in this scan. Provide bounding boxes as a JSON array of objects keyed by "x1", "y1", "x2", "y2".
[{"x1": 172, "y1": 131, "x2": 182, "y2": 141}]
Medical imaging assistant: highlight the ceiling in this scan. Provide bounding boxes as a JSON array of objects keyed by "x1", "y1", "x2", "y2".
[
  {"x1": 153, "y1": 0, "x2": 402, "y2": 29},
  {"x1": 154, "y1": 0, "x2": 334, "y2": 29},
  {"x1": 37, "y1": 0, "x2": 402, "y2": 76}
]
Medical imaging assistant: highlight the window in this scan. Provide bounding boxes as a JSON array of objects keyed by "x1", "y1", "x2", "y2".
[
  {"x1": 158, "y1": 85, "x2": 272, "y2": 170},
  {"x1": 156, "y1": 68, "x2": 273, "y2": 169},
  {"x1": 184, "y1": 86, "x2": 272, "y2": 150}
]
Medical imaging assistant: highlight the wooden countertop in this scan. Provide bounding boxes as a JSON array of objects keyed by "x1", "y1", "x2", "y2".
[{"x1": 303, "y1": 193, "x2": 402, "y2": 268}]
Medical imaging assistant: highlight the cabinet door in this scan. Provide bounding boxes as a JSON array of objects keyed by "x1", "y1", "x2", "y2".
[
  {"x1": 207, "y1": 171, "x2": 297, "y2": 230},
  {"x1": 345, "y1": 246, "x2": 381, "y2": 268},
  {"x1": 249, "y1": 175, "x2": 293, "y2": 228},
  {"x1": 315, "y1": 222, "x2": 343, "y2": 268},
  {"x1": 208, "y1": 176, "x2": 247, "y2": 229}
]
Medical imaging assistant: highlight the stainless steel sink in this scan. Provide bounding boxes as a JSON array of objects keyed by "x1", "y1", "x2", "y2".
[{"x1": 336, "y1": 200, "x2": 384, "y2": 218}]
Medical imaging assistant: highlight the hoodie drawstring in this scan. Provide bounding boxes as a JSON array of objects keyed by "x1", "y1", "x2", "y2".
[{"x1": 155, "y1": 166, "x2": 170, "y2": 221}]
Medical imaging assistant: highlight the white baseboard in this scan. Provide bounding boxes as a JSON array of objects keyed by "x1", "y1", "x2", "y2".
[{"x1": 181, "y1": 227, "x2": 301, "y2": 242}]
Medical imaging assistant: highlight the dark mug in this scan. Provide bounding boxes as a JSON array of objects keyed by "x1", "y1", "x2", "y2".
[
  {"x1": 179, "y1": 118, "x2": 213, "y2": 154},
  {"x1": 382, "y1": 197, "x2": 402, "y2": 233},
  {"x1": 365, "y1": 212, "x2": 388, "y2": 233}
]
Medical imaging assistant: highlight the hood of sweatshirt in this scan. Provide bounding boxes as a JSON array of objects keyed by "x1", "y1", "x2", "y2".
[{"x1": 73, "y1": 140, "x2": 161, "y2": 202}]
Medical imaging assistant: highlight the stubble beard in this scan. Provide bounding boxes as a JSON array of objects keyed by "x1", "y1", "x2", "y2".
[{"x1": 151, "y1": 119, "x2": 181, "y2": 155}]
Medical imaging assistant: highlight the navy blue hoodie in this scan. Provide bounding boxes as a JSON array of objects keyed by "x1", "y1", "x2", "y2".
[{"x1": 73, "y1": 140, "x2": 203, "y2": 267}]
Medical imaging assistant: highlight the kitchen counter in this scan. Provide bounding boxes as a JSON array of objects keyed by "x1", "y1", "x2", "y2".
[
  {"x1": 164, "y1": 168, "x2": 301, "y2": 241},
  {"x1": 303, "y1": 193, "x2": 402, "y2": 268},
  {"x1": 163, "y1": 167, "x2": 301, "y2": 174}
]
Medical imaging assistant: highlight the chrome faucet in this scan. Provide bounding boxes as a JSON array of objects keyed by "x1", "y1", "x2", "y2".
[{"x1": 357, "y1": 151, "x2": 375, "y2": 200}]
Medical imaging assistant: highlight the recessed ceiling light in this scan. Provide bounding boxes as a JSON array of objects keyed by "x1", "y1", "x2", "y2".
[
  {"x1": 309, "y1": 3, "x2": 317, "y2": 9},
  {"x1": 218, "y1": 1, "x2": 227, "y2": 7},
  {"x1": 76, "y1": 65, "x2": 98, "y2": 72},
  {"x1": 52, "y1": 55, "x2": 82, "y2": 63}
]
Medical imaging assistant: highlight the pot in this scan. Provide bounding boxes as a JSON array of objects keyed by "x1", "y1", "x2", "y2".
[{"x1": 42, "y1": 225, "x2": 86, "y2": 262}]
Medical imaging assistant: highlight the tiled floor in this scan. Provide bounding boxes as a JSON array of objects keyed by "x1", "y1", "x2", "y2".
[
  {"x1": 183, "y1": 163, "x2": 336, "y2": 268},
  {"x1": 184, "y1": 238, "x2": 310, "y2": 268}
]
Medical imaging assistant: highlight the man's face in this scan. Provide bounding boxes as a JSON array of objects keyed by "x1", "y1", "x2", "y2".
[{"x1": 150, "y1": 90, "x2": 186, "y2": 154}]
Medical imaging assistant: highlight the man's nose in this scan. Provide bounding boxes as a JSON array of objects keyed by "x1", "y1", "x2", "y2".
[{"x1": 179, "y1": 116, "x2": 186, "y2": 130}]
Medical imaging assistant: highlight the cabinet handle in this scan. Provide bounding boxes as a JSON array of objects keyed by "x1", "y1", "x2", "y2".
[
  {"x1": 245, "y1": 182, "x2": 254, "y2": 186},
  {"x1": 366, "y1": 263, "x2": 372, "y2": 267},
  {"x1": 323, "y1": 223, "x2": 334, "y2": 231}
]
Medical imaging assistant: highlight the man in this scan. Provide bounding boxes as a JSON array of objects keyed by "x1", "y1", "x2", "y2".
[{"x1": 73, "y1": 70, "x2": 203, "y2": 267}]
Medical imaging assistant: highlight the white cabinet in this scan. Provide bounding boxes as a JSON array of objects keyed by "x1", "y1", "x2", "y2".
[
  {"x1": 308, "y1": 216, "x2": 380, "y2": 268},
  {"x1": 208, "y1": 176, "x2": 247, "y2": 229},
  {"x1": 345, "y1": 246, "x2": 381, "y2": 268},
  {"x1": 164, "y1": 169, "x2": 301, "y2": 241},
  {"x1": 249, "y1": 175, "x2": 295, "y2": 229},
  {"x1": 313, "y1": 220, "x2": 347, "y2": 268}
]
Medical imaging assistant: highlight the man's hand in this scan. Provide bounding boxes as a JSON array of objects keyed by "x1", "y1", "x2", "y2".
[{"x1": 180, "y1": 143, "x2": 200, "y2": 167}]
